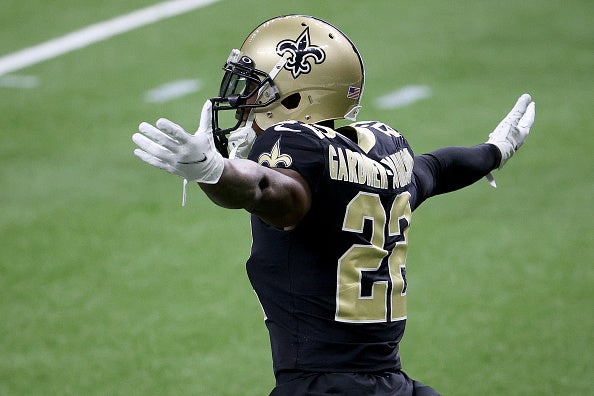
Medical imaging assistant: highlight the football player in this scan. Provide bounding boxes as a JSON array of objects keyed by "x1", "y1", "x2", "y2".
[{"x1": 132, "y1": 15, "x2": 535, "y2": 396}]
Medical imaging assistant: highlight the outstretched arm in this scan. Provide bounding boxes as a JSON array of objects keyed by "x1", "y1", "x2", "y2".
[
  {"x1": 412, "y1": 93, "x2": 535, "y2": 209},
  {"x1": 132, "y1": 100, "x2": 311, "y2": 228},
  {"x1": 412, "y1": 144, "x2": 500, "y2": 208},
  {"x1": 198, "y1": 160, "x2": 311, "y2": 228}
]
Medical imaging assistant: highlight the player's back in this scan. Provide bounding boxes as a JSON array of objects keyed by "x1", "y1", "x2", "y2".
[{"x1": 246, "y1": 121, "x2": 415, "y2": 376}]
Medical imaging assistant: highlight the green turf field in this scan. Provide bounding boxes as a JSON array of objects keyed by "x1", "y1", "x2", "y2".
[{"x1": 1, "y1": 0, "x2": 592, "y2": 394}]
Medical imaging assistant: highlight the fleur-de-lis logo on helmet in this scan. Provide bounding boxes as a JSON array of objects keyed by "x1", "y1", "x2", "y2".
[{"x1": 276, "y1": 27, "x2": 326, "y2": 79}]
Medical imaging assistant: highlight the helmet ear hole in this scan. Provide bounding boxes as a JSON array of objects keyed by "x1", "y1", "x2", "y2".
[{"x1": 281, "y1": 93, "x2": 301, "y2": 110}]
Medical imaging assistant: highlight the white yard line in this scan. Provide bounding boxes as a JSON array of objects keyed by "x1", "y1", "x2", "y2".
[
  {"x1": 0, "y1": 0, "x2": 220, "y2": 76},
  {"x1": 374, "y1": 85, "x2": 432, "y2": 110},
  {"x1": 0, "y1": 75, "x2": 39, "y2": 88},
  {"x1": 144, "y1": 79, "x2": 203, "y2": 102}
]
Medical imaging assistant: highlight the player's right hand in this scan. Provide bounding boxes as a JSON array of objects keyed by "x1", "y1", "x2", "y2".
[
  {"x1": 487, "y1": 93, "x2": 536, "y2": 169},
  {"x1": 132, "y1": 100, "x2": 225, "y2": 184}
]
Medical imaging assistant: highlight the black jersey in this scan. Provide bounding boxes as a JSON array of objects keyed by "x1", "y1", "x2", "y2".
[{"x1": 246, "y1": 120, "x2": 421, "y2": 376}]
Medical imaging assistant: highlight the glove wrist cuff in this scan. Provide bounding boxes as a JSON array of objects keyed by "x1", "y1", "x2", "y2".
[
  {"x1": 195, "y1": 152, "x2": 224, "y2": 184},
  {"x1": 486, "y1": 139, "x2": 513, "y2": 169}
]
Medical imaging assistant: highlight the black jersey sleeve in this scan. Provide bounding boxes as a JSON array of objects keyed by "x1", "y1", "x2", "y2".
[
  {"x1": 411, "y1": 143, "x2": 500, "y2": 209},
  {"x1": 248, "y1": 122, "x2": 326, "y2": 195}
]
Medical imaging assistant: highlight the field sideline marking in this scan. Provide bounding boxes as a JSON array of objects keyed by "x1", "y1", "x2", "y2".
[{"x1": 0, "y1": 0, "x2": 221, "y2": 76}]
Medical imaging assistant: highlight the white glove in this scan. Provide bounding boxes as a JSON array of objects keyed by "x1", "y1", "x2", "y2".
[
  {"x1": 228, "y1": 122, "x2": 256, "y2": 159},
  {"x1": 132, "y1": 100, "x2": 224, "y2": 184},
  {"x1": 487, "y1": 93, "x2": 536, "y2": 169}
]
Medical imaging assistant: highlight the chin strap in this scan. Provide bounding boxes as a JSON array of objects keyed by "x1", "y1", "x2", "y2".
[{"x1": 229, "y1": 111, "x2": 256, "y2": 160}]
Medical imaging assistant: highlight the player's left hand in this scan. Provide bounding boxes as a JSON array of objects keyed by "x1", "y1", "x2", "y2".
[
  {"x1": 132, "y1": 100, "x2": 224, "y2": 184},
  {"x1": 487, "y1": 93, "x2": 535, "y2": 169}
]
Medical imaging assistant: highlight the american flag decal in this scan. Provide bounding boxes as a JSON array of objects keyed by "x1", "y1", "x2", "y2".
[{"x1": 347, "y1": 86, "x2": 361, "y2": 100}]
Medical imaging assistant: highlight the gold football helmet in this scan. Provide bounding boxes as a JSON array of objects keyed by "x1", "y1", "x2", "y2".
[{"x1": 211, "y1": 15, "x2": 365, "y2": 152}]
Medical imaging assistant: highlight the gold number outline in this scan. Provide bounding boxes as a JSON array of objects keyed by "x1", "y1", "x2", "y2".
[{"x1": 335, "y1": 191, "x2": 411, "y2": 323}]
